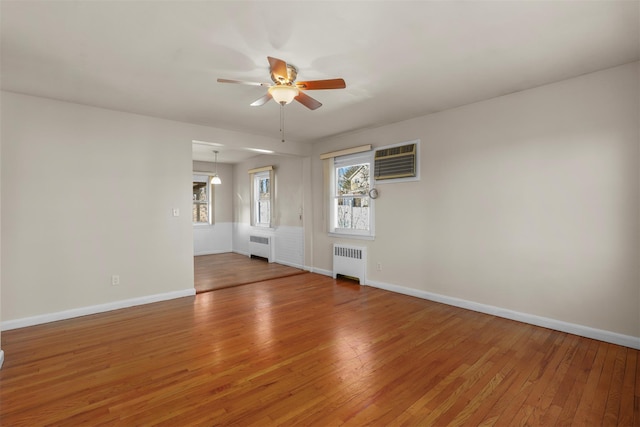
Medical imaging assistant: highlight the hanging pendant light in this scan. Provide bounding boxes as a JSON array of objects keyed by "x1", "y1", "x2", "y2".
[{"x1": 211, "y1": 150, "x2": 222, "y2": 185}]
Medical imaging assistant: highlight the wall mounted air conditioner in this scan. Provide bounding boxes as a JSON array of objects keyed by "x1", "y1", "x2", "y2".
[{"x1": 374, "y1": 142, "x2": 417, "y2": 181}]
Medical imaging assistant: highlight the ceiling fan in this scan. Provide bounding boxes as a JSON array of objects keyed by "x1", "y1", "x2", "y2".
[{"x1": 217, "y1": 56, "x2": 346, "y2": 110}]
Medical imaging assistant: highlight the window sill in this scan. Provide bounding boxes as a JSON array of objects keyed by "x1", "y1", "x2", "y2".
[
  {"x1": 252, "y1": 225, "x2": 275, "y2": 231},
  {"x1": 328, "y1": 232, "x2": 374, "y2": 241}
]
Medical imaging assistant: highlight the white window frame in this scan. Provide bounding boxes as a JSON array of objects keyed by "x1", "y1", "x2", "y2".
[
  {"x1": 192, "y1": 174, "x2": 214, "y2": 225},
  {"x1": 329, "y1": 151, "x2": 375, "y2": 239},
  {"x1": 252, "y1": 170, "x2": 273, "y2": 228}
]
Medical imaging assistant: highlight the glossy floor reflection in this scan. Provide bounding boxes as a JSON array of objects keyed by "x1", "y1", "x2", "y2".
[
  {"x1": 1, "y1": 273, "x2": 637, "y2": 425},
  {"x1": 194, "y1": 252, "x2": 305, "y2": 293}
]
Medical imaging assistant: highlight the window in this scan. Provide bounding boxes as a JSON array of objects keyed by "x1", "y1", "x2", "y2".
[
  {"x1": 331, "y1": 151, "x2": 374, "y2": 237},
  {"x1": 192, "y1": 174, "x2": 213, "y2": 224},
  {"x1": 250, "y1": 167, "x2": 274, "y2": 228}
]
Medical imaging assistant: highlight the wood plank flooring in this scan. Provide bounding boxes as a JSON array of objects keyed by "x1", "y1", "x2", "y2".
[
  {"x1": 194, "y1": 252, "x2": 305, "y2": 293},
  {"x1": 1, "y1": 273, "x2": 638, "y2": 426}
]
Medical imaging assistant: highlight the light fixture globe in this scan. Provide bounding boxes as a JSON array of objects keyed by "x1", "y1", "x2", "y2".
[{"x1": 268, "y1": 85, "x2": 299, "y2": 105}]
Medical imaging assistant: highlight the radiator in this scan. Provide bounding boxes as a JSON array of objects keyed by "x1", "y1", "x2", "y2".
[
  {"x1": 332, "y1": 244, "x2": 366, "y2": 284},
  {"x1": 249, "y1": 235, "x2": 274, "y2": 263}
]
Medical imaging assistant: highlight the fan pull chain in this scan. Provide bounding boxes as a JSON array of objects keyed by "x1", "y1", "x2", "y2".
[{"x1": 280, "y1": 103, "x2": 285, "y2": 142}]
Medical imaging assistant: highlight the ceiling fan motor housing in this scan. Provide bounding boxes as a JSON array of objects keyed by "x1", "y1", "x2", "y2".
[{"x1": 271, "y1": 63, "x2": 298, "y2": 85}]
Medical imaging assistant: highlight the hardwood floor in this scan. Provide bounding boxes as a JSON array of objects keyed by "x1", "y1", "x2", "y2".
[
  {"x1": 194, "y1": 252, "x2": 305, "y2": 293},
  {"x1": 1, "y1": 273, "x2": 638, "y2": 426}
]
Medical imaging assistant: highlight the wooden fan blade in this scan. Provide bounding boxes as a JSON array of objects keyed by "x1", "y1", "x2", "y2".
[
  {"x1": 295, "y1": 91, "x2": 322, "y2": 110},
  {"x1": 250, "y1": 93, "x2": 272, "y2": 107},
  {"x1": 296, "y1": 78, "x2": 346, "y2": 90},
  {"x1": 267, "y1": 56, "x2": 288, "y2": 82},
  {"x1": 217, "y1": 78, "x2": 270, "y2": 87}
]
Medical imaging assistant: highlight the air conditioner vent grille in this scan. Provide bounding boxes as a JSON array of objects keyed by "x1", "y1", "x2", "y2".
[
  {"x1": 374, "y1": 143, "x2": 417, "y2": 180},
  {"x1": 375, "y1": 144, "x2": 415, "y2": 158}
]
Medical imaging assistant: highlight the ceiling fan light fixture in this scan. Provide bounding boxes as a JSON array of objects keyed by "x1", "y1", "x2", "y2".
[{"x1": 268, "y1": 85, "x2": 299, "y2": 105}]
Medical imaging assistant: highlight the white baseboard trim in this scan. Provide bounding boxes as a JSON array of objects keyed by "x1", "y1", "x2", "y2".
[
  {"x1": 2, "y1": 288, "x2": 196, "y2": 331},
  {"x1": 0, "y1": 350, "x2": 4, "y2": 369},
  {"x1": 233, "y1": 251, "x2": 304, "y2": 271},
  {"x1": 194, "y1": 249, "x2": 232, "y2": 256},
  {"x1": 274, "y1": 259, "x2": 305, "y2": 270},
  {"x1": 366, "y1": 279, "x2": 640, "y2": 350},
  {"x1": 312, "y1": 268, "x2": 333, "y2": 277}
]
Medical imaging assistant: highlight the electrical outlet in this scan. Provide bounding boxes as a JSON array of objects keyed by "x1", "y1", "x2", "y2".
[
  {"x1": 172, "y1": 208, "x2": 180, "y2": 217},
  {"x1": 376, "y1": 262, "x2": 382, "y2": 271},
  {"x1": 111, "y1": 275, "x2": 120, "y2": 286}
]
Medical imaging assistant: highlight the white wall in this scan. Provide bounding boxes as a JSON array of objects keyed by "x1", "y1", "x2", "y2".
[
  {"x1": 0, "y1": 104, "x2": 3, "y2": 366},
  {"x1": 311, "y1": 62, "x2": 640, "y2": 342},
  {"x1": 192, "y1": 160, "x2": 233, "y2": 255},
  {"x1": 1, "y1": 91, "x2": 309, "y2": 327},
  {"x1": 1, "y1": 92, "x2": 196, "y2": 323},
  {"x1": 233, "y1": 154, "x2": 306, "y2": 269}
]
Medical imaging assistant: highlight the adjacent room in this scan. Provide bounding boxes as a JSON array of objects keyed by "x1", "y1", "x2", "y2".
[{"x1": 1, "y1": 1, "x2": 638, "y2": 425}]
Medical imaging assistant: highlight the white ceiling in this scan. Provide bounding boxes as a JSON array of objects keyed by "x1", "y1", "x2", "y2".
[{"x1": 1, "y1": 1, "x2": 638, "y2": 164}]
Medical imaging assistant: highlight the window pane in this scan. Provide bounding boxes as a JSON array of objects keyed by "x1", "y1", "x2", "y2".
[
  {"x1": 193, "y1": 203, "x2": 209, "y2": 223},
  {"x1": 193, "y1": 175, "x2": 212, "y2": 224},
  {"x1": 336, "y1": 197, "x2": 369, "y2": 230},
  {"x1": 337, "y1": 164, "x2": 369, "y2": 196},
  {"x1": 193, "y1": 182, "x2": 208, "y2": 202},
  {"x1": 253, "y1": 171, "x2": 271, "y2": 227},
  {"x1": 259, "y1": 177, "x2": 270, "y2": 199},
  {"x1": 199, "y1": 204, "x2": 208, "y2": 222},
  {"x1": 258, "y1": 200, "x2": 270, "y2": 225}
]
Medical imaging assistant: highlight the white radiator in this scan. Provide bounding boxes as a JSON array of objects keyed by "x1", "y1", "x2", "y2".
[
  {"x1": 249, "y1": 235, "x2": 274, "y2": 263},
  {"x1": 332, "y1": 244, "x2": 366, "y2": 284}
]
